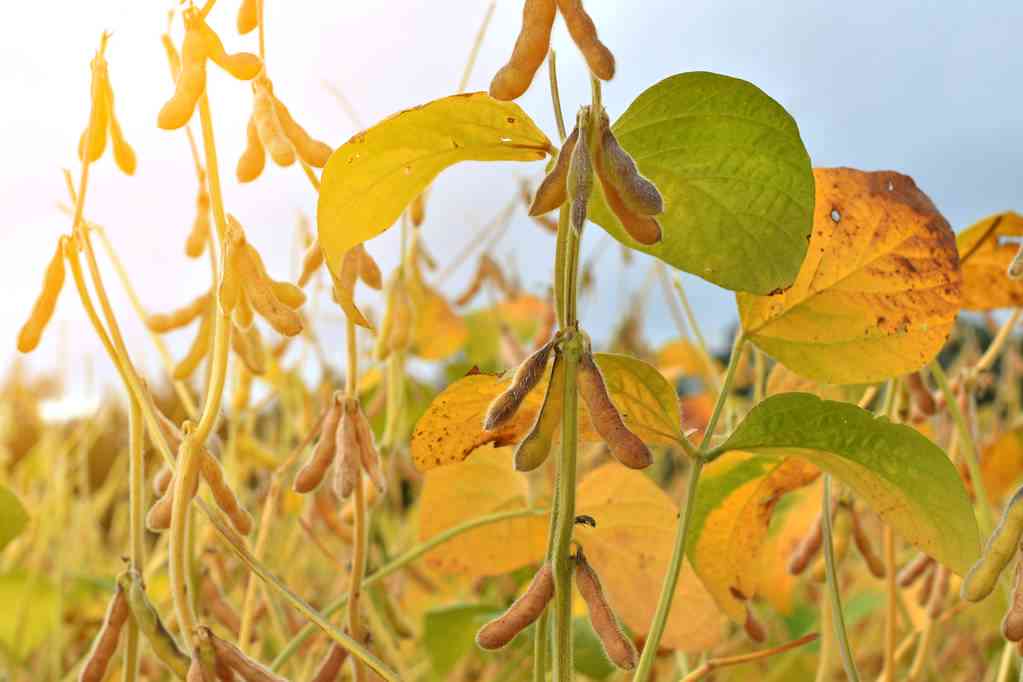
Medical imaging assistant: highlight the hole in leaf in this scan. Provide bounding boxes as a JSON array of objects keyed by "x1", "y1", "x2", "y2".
[{"x1": 830, "y1": 208, "x2": 841, "y2": 223}]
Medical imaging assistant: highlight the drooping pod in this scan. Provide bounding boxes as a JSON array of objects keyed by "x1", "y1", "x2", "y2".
[
  {"x1": 199, "y1": 448, "x2": 254, "y2": 535},
  {"x1": 530, "y1": 126, "x2": 578, "y2": 216},
  {"x1": 208, "y1": 628, "x2": 289, "y2": 682},
  {"x1": 330, "y1": 246, "x2": 373, "y2": 330},
  {"x1": 78, "y1": 52, "x2": 109, "y2": 163},
  {"x1": 197, "y1": 18, "x2": 262, "y2": 80},
  {"x1": 237, "y1": 117, "x2": 266, "y2": 183},
  {"x1": 310, "y1": 643, "x2": 350, "y2": 682},
  {"x1": 514, "y1": 351, "x2": 563, "y2": 471},
  {"x1": 153, "y1": 466, "x2": 173, "y2": 497},
  {"x1": 554, "y1": 0, "x2": 615, "y2": 80},
  {"x1": 409, "y1": 192, "x2": 426, "y2": 226},
  {"x1": 489, "y1": 0, "x2": 557, "y2": 100},
  {"x1": 298, "y1": 238, "x2": 324, "y2": 287},
  {"x1": 78, "y1": 579, "x2": 130, "y2": 682},
  {"x1": 352, "y1": 401, "x2": 387, "y2": 494},
  {"x1": 272, "y1": 93, "x2": 333, "y2": 168},
  {"x1": 17, "y1": 238, "x2": 66, "y2": 353},
  {"x1": 574, "y1": 547, "x2": 637, "y2": 670},
  {"x1": 917, "y1": 561, "x2": 937, "y2": 607},
  {"x1": 483, "y1": 341, "x2": 554, "y2": 431},
  {"x1": 121, "y1": 571, "x2": 191, "y2": 678},
  {"x1": 187, "y1": 177, "x2": 211, "y2": 257},
  {"x1": 294, "y1": 394, "x2": 342, "y2": 493},
  {"x1": 788, "y1": 510, "x2": 824, "y2": 576},
  {"x1": 199, "y1": 572, "x2": 242, "y2": 637},
  {"x1": 334, "y1": 400, "x2": 361, "y2": 499},
  {"x1": 157, "y1": 13, "x2": 207, "y2": 130},
  {"x1": 927, "y1": 565, "x2": 950, "y2": 619},
  {"x1": 237, "y1": 0, "x2": 258, "y2": 34},
  {"x1": 897, "y1": 553, "x2": 935, "y2": 588},
  {"x1": 1004, "y1": 556, "x2": 1023, "y2": 641},
  {"x1": 476, "y1": 563, "x2": 555, "y2": 649},
  {"x1": 578, "y1": 351, "x2": 652, "y2": 469},
  {"x1": 147, "y1": 291, "x2": 210, "y2": 333},
  {"x1": 593, "y1": 111, "x2": 662, "y2": 245},
  {"x1": 372, "y1": 273, "x2": 412, "y2": 360},
  {"x1": 105, "y1": 77, "x2": 137, "y2": 175},
  {"x1": 962, "y1": 485, "x2": 1023, "y2": 602},
  {"x1": 566, "y1": 109, "x2": 594, "y2": 235},
  {"x1": 357, "y1": 245, "x2": 382, "y2": 290},
  {"x1": 231, "y1": 324, "x2": 267, "y2": 375},
  {"x1": 905, "y1": 371, "x2": 937, "y2": 419},
  {"x1": 743, "y1": 606, "x2": 767, "y2": 643},
  {"x1": 849, "y1": 505, "x2": 886, "y2": 579},
  {"x1": 251, "y1": 79, "x2": 295, "y2": 167}
]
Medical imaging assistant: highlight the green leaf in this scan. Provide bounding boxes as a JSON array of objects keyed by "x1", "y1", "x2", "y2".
[
  {"x1": 0, "y1": 485, "x2": 27, "y2": 552},
  {"x1": 588, "y1": 72, "x2": 814, "y2": 294},
  {"x1": 573, "y1": 616, "x2": 617, "y2": 680},
  {"x1": 705, "y1": 393, "x2": 980, "y2": 574},
  {"x1": 0, "y1": 571, "x2": 58, "y2": 661},
  {"x1": 317, "y1": 93, "x2": 551, "y2": 278},
  {"x1": 422, "y1": 603, "x2": 501, "y2": 679}
]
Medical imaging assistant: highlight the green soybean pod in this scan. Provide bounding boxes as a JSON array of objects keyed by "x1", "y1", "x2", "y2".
[{"x1": 962, "y1": 485, "x2": 1023, "y2": 602}]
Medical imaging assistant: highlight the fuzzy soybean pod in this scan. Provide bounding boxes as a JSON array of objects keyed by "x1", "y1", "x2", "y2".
[
  {"x1": 489, "y1": 0, "x2": 556, "y2": 100},
  {"x1": 105, "y1": 79, "x2": 137, "y2": 175},
  {"x1": 529, "y1": 126, "x2": 577, "y2": 216},
  {"x1": 272, "y1": 94, "x2": 333, "y2": 168},
  {"x1": 334, "y1": 404, "x2": 360, "y2": 499},
  {"x1": 1004, "y1": 559, "x2": 1023, "y2": 641},
  {"x1": 788, "y1": 511, "x2": 823, "y2": 574},
  {"x1": 294, "y1": 396, "x2": 343, "y2": 493},
  {"x1": 596, "y1": 111, "x2": 662, "y2": 216},
  {"x1": 593, "y1": 119, "x2": 661, "y2": 246},
  {"x1": 476, "y1": 563, "x2": 555, "y2": 649},
  {"x1": 555, "y1": 0, "x2": 615, "y2": 80},
  {"x1": 515, "y1": 352, "x2": 563, "y2": 471},
  {"x1": 122, "y1": 572, "x2": 191, "y2": 678},
  {"x1": 187, "y1": 182, "x2": 211, "y2": 258},
  {"x1": 358, "y1": 245, "x2": 383, "y2": 290},
  {"x1": 199, "y1": 450, "x2": 254, "y2": 535},
  {"x1": 251, "y1": 82, "x2": 296, "y2": 167},
  {"x1": 237, "y1": 0, "x2": 258, "y2": 34},
  {"x1": 297, "y1": 238, "x2": 324, "y2": 287},
  {"x1": 310, "y1": 643, "x2": 349, "y2": 682},
  {"x1": 78, "y1": 580, "x2": 130, "y2": 682},
  {"x1": 237, "y1": 117, "x2": 266, "y2": 183},
  {"x1": 158, "y1": 18, "x2": 207, "y2": 130},
  {"x1": 148, "y1": 291, "x2": 211, "y2": 333},
  {"x1": 484, "y1": 341, "x2": 554, "y2": 431},
  {"x1": 963, "y1": 485, "x2": 1023, "y2": 602},
  {"x1": 353, "y1": 403, "x2": 387, "y2": 494},
  {"x1": 209, "y1": 629, "x2": 288, "y2": 682},
  {"x1": 575, "y1": 548, "x2": 637, "y2": 670},
  {"x1": 578, "y1": 351, "x2": 652, "y2": 469},
  {"x1": 566, "y1": 111, "x2": 594, "y2": 235},
  {"x1": 17, "y1": 238, "x2": 66, "y2": 353},
  {"x1": 198, "y1": 19, "x2": 262, "y2": 80},
  {"x1": 849, "y1": 506, "x2": 886, "y2": 579}
]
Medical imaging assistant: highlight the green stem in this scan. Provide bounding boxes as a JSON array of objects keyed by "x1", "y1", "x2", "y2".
[
  {"x1": 633, "y1": 336, "x2": 747, "y2": 681},
  {"x1": 821, "y1": 475, "x2": 860, "y2": 682},
  {"x1": 928, "y1": 361, "x2": 995, "y2": 534},
  {"x1": 270, "y1": 508, "x2": 548, "y2": 671},
  {"x1": 673, "y1": 276, "x2": 722, "y2": 395}
]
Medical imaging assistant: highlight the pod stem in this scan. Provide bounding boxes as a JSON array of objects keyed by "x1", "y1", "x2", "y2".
[
  {"x1": 633, "y1": 335, "x2": 747, "y2": 682},
  {"x1": 822, "y1": 474, "x2": 861, "y2": 682},
  {"x1": 123, "y1": 396, "x2": 144, "y2": 682}
]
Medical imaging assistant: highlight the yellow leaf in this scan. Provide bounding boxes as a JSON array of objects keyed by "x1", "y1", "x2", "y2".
[
  {"x1": 410, "y1": 354, "x2": 682, "y2": 471},
  {"x1": 956, "y1": 211, "x2": 1023, "y2": 310},
  {"x1": 738, "y1": 168, "x2": 962, "y2": 384},
  {"x1": 757, "y1": 478, "x2": 822, "y2": 615},
  {"x1": 575, "y1": 464, "x2": 726, "y2": 652},
  {"x1": 417, "y1": 446, "x2": 547, "y2": 577},
  {"x1": 407, "y1": 271, "x2": 467, "y2": 361},
  {"x1": 317, "y1": 93, "x2": 551, "y2": 276},
  {"x1": 686, "y1": 452, "x2": 820, "y2": 621},
  {"x1": 765, "y1": 363, "x2": 846, "y2": 401},
  {"x1": 981, "y1": 426, "x2": 1023, "y2": 505},
  {"x1": 655, "y1": 339, "x2": 721, "y2": 383}
]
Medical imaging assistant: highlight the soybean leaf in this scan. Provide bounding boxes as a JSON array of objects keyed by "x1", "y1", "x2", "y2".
[
  {"x1": 705, "y1": 393, "x2": 979, "y2": 576},
  {"x1": 423, "y1": 603, "x2": 503, "y2": 679},
  {"x1": 0, "y1": 485, "x2": 28, "y2": 552},
  {"x1": 588, "y1": 72, "x2": 814, "y2": 295},
  {"x1": 410, "y1": 353, "x2": 682, "y2": 470},
  {"x1": 0, "y1": 571, "x2": 58, "y2": 661},
  {"x1": 407, "y1": 270, "x2": 468, "y2": 361},
  {"x1": 956, "y1": 211, "x2": 1023, "y2": 310},
  {"x1": 980, "y1": 425, "x2": 1023, "y2": 505},
  {"x1": 738, "y1": 168, "x2": 962, "y2": 384},
  {"x1": 573, "y1": 617, "x2": 616, "y2": 680},
  {"x1": 317, "y1": 93, "x2": 551, "y2": 277}
]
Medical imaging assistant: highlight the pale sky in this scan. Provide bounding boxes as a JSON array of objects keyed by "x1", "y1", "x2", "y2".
[{"x1": 1, "y1": 1, "x2": 1020, "y2": 391}]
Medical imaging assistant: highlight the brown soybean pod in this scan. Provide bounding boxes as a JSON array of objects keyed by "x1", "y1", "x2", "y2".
[
  {"x1": 334, "y1": 406, "x2": 360, "y2": 499},
  {"x1": 529, "y1": 126, "x2": 577, "y2": 216},
  {"x1": 514, "y1": 353, "x2": 563, "y2": 472},
  {"x1": 200, "y1": 574, "x2": 242, "y2": 637},
  {"x1": 897, "y1": 553, "x2": 934, "y2": 588},
  {"x1": 916, "y1": 562, "x2": 937, "y2": 607},
  {"x1": 157, "y1": 19, "x2": 207, "y2": 130},
  {"x1": 743, "y1": 607, "x2": 767, "y2": 643},
  {"x1": 17, "y1": 238, "x2": 66, "y2": 353},
  {"x1": 353, "y1": 404, "x2": 387, "y2": 494},
  {"x1": 198, "y1": 20, "x2": 262, "y2": 80},
  {"x1": 905, "y1": 371, "x2": 937, "y2": 417},
  {"x1": 199, "y1": 450, "x2": 253, "y2": 535},
  {"x1": 147, "y1": 291, "x2": 210, "y2": 333},
  {"x1": 1004, "y1": 560, "x2": 1023, "y2": 641},
  {"x1": 187, "y1": 182, "x2": 211, "y2": 258},
  {"x1": 476, "y1": 563, "x2": 555, "y2": 649},
  {"x1": 310, "y1": 643, "x2": 349, "y2": 682},
  {"x1": 251, "y1": 83, "x2": 296, "y2": 167},
  {"x1": 483, "y1": 341, "x2": 554, "y2": 431},
  {"x1": 173, "y1": 306, "x2": 213, "y2": 379},
  {"x1": 596, "y1": 112, "x2": 662, "y2": 216},
  {"x1": 237, "y1": 0, "x2": 258, "y2": 34},
  {"x1": 575, "y1": 549, "x2": 637, "y2": 670},
  {"x1": 578, "y1": 352, "x2": 652, "y2": 469},
  {"x1": 566, "y1": 112, "x2": 593, "y2": 235},
  {"x1": 928, "y1": 565, "x2": 950, "y2": 620},
  {"x1": 78, "y1": 581, "x2": 130, "y2": 682},
  {"x1": 272, "y1": 94, "x2": 332, "y2": 167},
  {"x1": 555, "y1": 0, "x2": 615, "y2": 80},
  {"x1": 209, "y1": 631, "x2": 289, "y2": 682},
  {"x1": 237, "y1": 117, "x2": 266, "y2": 183},
  {"x1": 849, "y1": 506, "x2": 886, "y2": 579},
  {"x1": 147, "y1": 470, "x2": 198, "y2": 531},
  {"x1": 454, "y1": 260, "x2": 488, "y2": 307},
  {"x1": 297, "y1": 238, "x2": 324, "y2": 287},
  {"x1": 294, "y1": 397, "x2": 342, "y2": 493},
  {"x1": 489, "y1": 0, "x2": 556, "y2": 101},
  {"x1": 357, "y1": 245, "x2": 382, "y2": 290}
]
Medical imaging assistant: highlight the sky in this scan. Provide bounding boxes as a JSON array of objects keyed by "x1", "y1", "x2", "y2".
[{"x1": 1, "y1": 0, "x2": 1020, "y2": 394}]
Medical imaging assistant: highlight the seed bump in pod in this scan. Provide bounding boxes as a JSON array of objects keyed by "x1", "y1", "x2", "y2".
[
  {"x1": 849, "y1": 506, "x2": 886, "y2": 579},
  {"x1": 575, "y1": 547, "x2": 637, "y2": 670},
  {"x1": 251, "y1": 80, "x2": 295, "y2": 167},
  {"x1": 962, "y1": 484, "x2": 1023, "y2": 602},
  {"x1": 272, "y1": 93, "x2": 333, "y2": 168},
  {"x1": 334, "y1": 403, "x2": 360, "y2": 499},
  {"x1": 237, "y1": 116, "x2": 266, "y2": 183},
  {"x1": 483, "y1": 341, "x2": 554, "y2": 431},
  {"x1": 596, "y1": 111, "x2": 662, "y2": 216},
  {"x1": 489, "y1": 0, "x2": 556, "y2": 101},
  {"x1": 514, "y1": 352, "x2": 563, "y2": 472},
  {"x1": 476, "y1": 563, "x2": 554, "y2": 649},
  {"x1": 157, "y1": 15, "x2": 207, "y2": 130},
  {"x1": 577, "y1": 351, "x2": 651, "y2": 469},
  {"x1": 897, "y1": 553, "x2": 935, "y2": 588},
  {"x1": 353, "y1": 404, "x2": 387, "y2": 494},
  {"x1": 199, "y1": 450, "x2": 253, "y2": 535},
  {"x1": 294, "y1": 396, "x2": 342, "y2": 493},
  {"x1": 1004, "y1": 559, "x2": 1023, "y2": 641},
  {"x1": 357, "y1": 246, "x2": 382, "y2": 290},
  {"x1": 17, "y1": 238, "x2": 66, "y2": 353},
  {"x1": 197, "y1": 20, "x2": 261, "y2": 80},
  {"x1": 554, "y1": 0, "x2": 615, "y2": 80},
  {"x1": 566, "y1": 109, "x2": 593, "y2": 235}
]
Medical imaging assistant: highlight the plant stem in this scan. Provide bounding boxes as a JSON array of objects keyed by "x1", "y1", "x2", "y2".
[
  {"x1": 673, "y1": 276, "x2": 722, "y2": 395},
  {"x1": 633, "y1": 335, "x2": 747, "y2": 681},
  {"x1": 882, "y1": 525, "x2": 896, "y2": 681},
  {"x1": 238, "y1": 477, "x2": 278, "y2": 654},
  {"x1": 345, "y1": 317, "x2": 368, "y2": 682},
  {"x1": 123, "y1": 396, "x2": 144, "y2": 682},
  {"x1": 821, "y1": 475, "x2": 861, "y2": 682}
]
